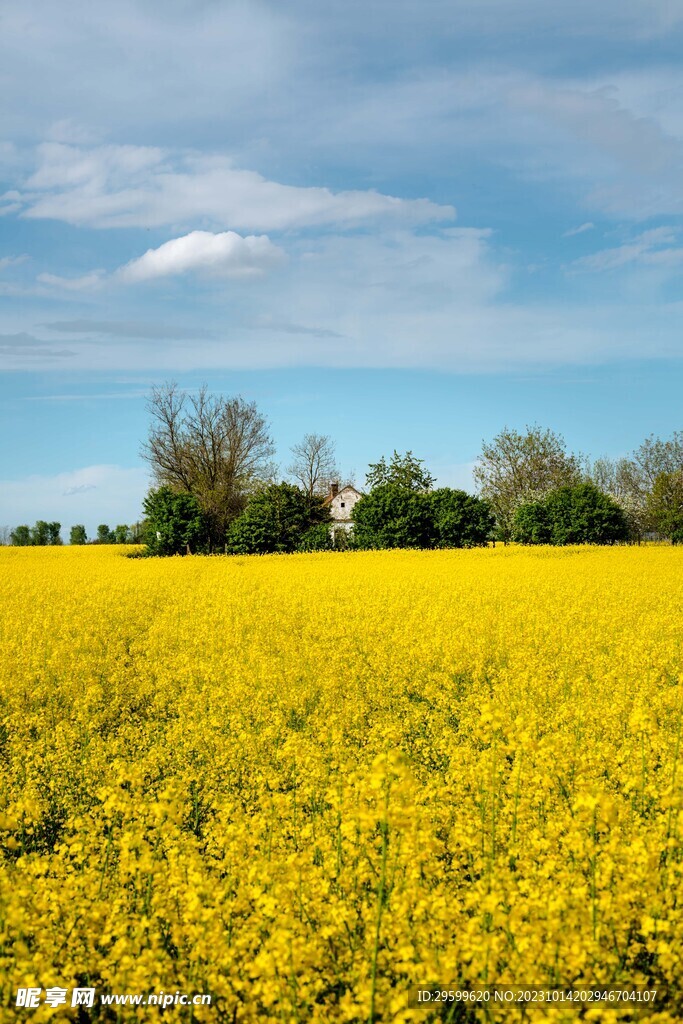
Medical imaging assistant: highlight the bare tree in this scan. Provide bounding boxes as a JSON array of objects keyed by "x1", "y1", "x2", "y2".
[
  {"x1": 586, "y1": 433, "x2": 683, "y2": 538},
  {"x1": 473, "y1": 425, "x2": 583, "y2": 540},
  {"x1": 141, "y1": 382, "x2": 275, "y2": 548},
  {"x1": 629, "y1": 432, "x2": 683, "y2": 498},
  {"x1": 585, "y1": 457, "x2": 649, "y2": 540},
  {"x1": 287, "y1": 433, "x2": 339, "y2": 498},
  {"x1": 585, "y1": 456, "x2": 636, "y2": 500}
]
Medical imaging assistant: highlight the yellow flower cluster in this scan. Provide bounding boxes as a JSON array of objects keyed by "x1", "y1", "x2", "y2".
[{"x1": 1, "y1": 544, "x2": 683, "y2": 1022}]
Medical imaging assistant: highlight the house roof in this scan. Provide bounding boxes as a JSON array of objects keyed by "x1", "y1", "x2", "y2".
[{"x1": 322, "y1": 484, "x2": 363, "y2": 507}]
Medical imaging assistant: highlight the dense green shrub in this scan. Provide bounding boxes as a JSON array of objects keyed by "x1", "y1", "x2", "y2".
[
  {"x1": 228, "y1": 483, "x2": 329, "y2": 555},
  {"x1": 351, "y1": 484, "x2": 433, "y2": 549},
  {"x1": 143, "y1": 487, "x2": 209, "y2": 555},
  {"x1": 352, "y1": 484, "x2": 494, "y2": 550},
  {"x1": 514, "y1": 483, "x2": 628, "y2": 545},
  {"x1": 297, "y1": 523, "x2": 333, "y2": 552},
  {"x1": 428, "y1": 489, "x2": 494, "y2": 548},
  {"x1": 513, "y1": 502, "x2": 551, "y2": 544}
]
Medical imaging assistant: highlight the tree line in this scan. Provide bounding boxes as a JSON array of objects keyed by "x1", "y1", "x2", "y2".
[
  {"x1": 475, "y1": 425, "x2": 683, "y2": 544},
  {"x1": 136, "y1": 385, "x2": 682, "y2": 554},
  {"x1": 7, "y1": 522, "x2": 146, "y2": 547},
  {"x1": 5, "y1": 382, "x2": 682, "y2": 552}
]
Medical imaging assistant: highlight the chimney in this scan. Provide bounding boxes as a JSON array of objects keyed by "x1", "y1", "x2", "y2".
[{"x1": 330, "y1": 481, "x2": 339, "y2": 498}]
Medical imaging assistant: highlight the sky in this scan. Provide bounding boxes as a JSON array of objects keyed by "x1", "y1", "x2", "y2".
[{"x1": 1, "y1": 0, "x2": 683, "y2": 536}]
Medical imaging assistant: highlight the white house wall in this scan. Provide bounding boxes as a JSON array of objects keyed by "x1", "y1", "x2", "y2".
[{"x1": 329, "y1": 488, "x2": 362, "y2": 523}]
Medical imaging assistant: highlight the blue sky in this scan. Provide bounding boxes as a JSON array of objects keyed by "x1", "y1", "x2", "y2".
[{"x1": 1, "y1": 0, "x2": 683, "y2": 535}]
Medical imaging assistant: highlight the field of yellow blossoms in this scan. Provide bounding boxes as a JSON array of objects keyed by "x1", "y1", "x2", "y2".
[{"x1": 1, "y1": 545, "x2": 683, "y2": 1022}]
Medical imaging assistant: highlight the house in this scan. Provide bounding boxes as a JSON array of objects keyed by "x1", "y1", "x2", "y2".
[{"x1": 323, "y1": 482, "x2": 363, "y2": 537}]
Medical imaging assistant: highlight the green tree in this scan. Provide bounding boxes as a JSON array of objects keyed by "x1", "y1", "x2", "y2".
[
  {"x1": 352, "y1": 484, "x2": 433, "y2": 549},
  {"x1": 474, "y1": 426, "x2": 583, "y2": 541},
  {"x1": 513, "y1": 502, "x2": 551, "y2": 545},
  {"x1": 514, "y1": 484, "x2": 628, "y2": 545},
  {"x1": 366, "y1": 451, "x2": 435, "y2": 493},
  {"x1": 428, "y1": 489, "x2": 494, "y2": 548},
  {"x1": 47, "y1": 522, "x2": 62, "y2": 545},
  {"x1": 227, "y1": 483, "x2": 329, "y2": 555},
  {"x1": 548, "y1": 484, "x2": 627, "y2": 545},
  {"x1": 143, "y1": 488, "x2": 209, "y2": 556},
  {"x1": 647, "y1": 470, "x2": 683, "y2": 540},
  {"x1": 10, "y1": 525, "x2": 31, "y2": 546},
  {"x1": 114, "y1": 525, "x2": 130, "y2": 544},
  {"x1": 96, "y1": 524, "x2": 114, "y2": 544},
  {"x1": 30, "y1": 520, "x2": 50, "y2": 545},
  {"x1": 70, "y1": 525, "x2": 87, "y2": 545}
]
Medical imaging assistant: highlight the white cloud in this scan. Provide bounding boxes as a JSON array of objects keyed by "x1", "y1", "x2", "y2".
[
  {"x1": 0, "y1": 0, "x2": 296, "y2": 143},
  {"x1": 63, "y1": 483, "x2": 96, "y2": 495},
  {"x1": 311, "y1": 68, "x2": 683, "y2": 221},
  {"x1": 0, "y1": 254, "x2": 28, "y2": 270},
  {"x1": 37, "y1": 270, "x2": 105, "y2": 290},
  {"x1": 15, "y1": 143, "x2": 454, "y2": 232},
  {"x1": 508, "y1": 82, "x2": 681, "y2": 177},
  {"x1": 0, "y1": 464, "x2": 150, "y2": 535},
  {"x1": 1, "y1": 0, "x2": 681, "y2": 154},
  {"x1": 563, "y1": 222, "x2": 594, "y2": 237},
  {"x1": 118, "y1": 230, "x2": 285, "y2": 282},
  {"x1": 33, "y1": 230, "x2": 285, "y2": 290},
  {"x1": 3, "y1": 226, "x2": 683, "y2": 373},
  {"x1": 571, "y1": 227, "x2": 683, "y2": 271},
  {"x1": 0, "y1": 191, "x2": 22, "y2": 216}
]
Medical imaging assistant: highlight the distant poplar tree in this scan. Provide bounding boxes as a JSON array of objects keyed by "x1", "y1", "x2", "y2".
[{"x1": 10, "y1": 525, "x2": 31, "y2": 546}]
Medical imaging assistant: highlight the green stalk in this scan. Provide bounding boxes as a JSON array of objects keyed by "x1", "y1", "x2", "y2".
[{"x1": 368, "y1": 789, "x2": 390, "y2": 1024}]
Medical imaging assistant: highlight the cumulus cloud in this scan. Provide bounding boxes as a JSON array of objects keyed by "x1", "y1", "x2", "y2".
[
  {"x1": 117, "y1": 230, "x2": 285, "y2": 282},
  {"x1": 33, "y1": 231, "x2": 285, "y2": 291}
]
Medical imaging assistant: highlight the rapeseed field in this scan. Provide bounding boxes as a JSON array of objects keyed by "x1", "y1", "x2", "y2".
[{"x1": 1, "y1": 545, "x2": 682, "y2": 1022}]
